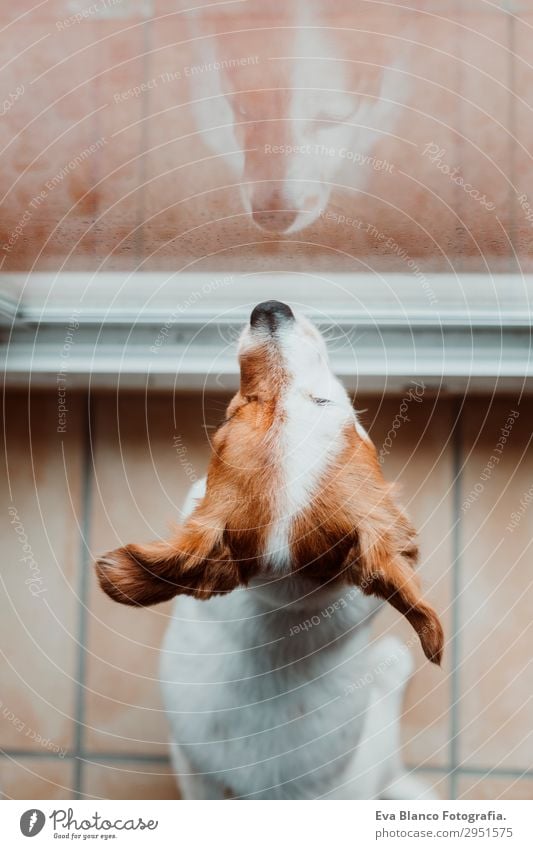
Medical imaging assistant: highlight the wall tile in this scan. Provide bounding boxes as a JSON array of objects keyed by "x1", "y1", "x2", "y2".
[
  {"x1": 83, "y1": 759, "x2": 178, "y2": 799},
  {"x1": 0, "y1": 393, "x2": 84, "y2": 755},
  {"x1": 0, "y1": 756, "x2": 75, "y2": 799},
  {"x1": 84, "y1": 393, "x2": 210, "y2": 753},
  {"x1": 457, "y1": 774, "x2": 533, "y2": 800},
  {"x1": 365, "y1": 396, "x2": 455, "y2": 768},
  {"x1": 457, "y1": 397, "x2": 532, "y2": 771}
]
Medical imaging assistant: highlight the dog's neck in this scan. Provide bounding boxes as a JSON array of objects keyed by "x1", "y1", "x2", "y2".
[
  {"x1": 184, "y1": 478, "x2": 382, "y2": 640},
  {"x1": 247, "y1": 573, "x2": 383, "y2": 636}
]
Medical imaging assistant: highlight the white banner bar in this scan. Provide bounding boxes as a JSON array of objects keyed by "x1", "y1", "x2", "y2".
[{"x1": 1, "y1": 799, "x2": 532, "y2": 848}]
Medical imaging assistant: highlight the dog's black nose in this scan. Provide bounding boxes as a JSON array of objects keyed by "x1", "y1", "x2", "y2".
[{"x1": 250, "y1": 301, "x2": 294, "y2": 332}]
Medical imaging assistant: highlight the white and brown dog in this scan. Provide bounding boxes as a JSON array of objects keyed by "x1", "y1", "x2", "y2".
[{"x1": 96, "y1": 301, "x2": 443, "y2": 800}]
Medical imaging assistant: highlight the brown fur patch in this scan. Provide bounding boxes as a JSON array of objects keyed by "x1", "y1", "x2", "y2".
[{"x1": 290, "y1": 424, "x2": 444, "y2": 664}]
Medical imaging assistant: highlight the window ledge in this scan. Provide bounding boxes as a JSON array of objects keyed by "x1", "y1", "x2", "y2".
[{"x1": 1, "y1": 272, "x2": 531, "y2": 393}]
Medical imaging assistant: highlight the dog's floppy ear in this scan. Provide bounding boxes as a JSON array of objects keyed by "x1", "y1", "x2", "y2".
[
  {"x1": 335, "y1": 430, "x2": 443, "y2": 664},
  {"x1": 290, "y1": 422, "x2": 444, "y2": 663},
  {"x1": 95, "y1": 516, "x2": 251, "y2": 607},
  {"x1": 346, "y1": 512, "x2": 443, "y2": 665}
]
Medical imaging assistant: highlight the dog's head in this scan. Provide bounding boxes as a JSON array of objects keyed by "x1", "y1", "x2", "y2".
[{"x1": 96, "y1": 301, "x2": 443, "y2": 663}]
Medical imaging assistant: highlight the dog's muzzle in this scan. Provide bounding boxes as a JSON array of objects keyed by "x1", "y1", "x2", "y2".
[{"x1": 250, "y1": 300, "x2": 294, "y2": 334}]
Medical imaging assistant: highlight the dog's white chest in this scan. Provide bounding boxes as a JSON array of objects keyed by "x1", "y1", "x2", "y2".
[{"x1": 160, "y1": 587, "x2": 381, "y2": 799}]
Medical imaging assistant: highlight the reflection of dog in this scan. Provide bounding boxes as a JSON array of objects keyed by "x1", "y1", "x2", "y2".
[
  {"x1": 185, "y1": 3, "x2": 404, "y2": 232},
  {"x1": 96, "y1": 301, "x2": 443, "y2": 800}
]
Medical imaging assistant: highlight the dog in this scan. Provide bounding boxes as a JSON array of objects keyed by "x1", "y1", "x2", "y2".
[
  {"x1": 96, "y1": 300, "x2": 443, "y2": 799},
  {"x1": 184, "y1": 1, "x2": 405, "y2": 233}
]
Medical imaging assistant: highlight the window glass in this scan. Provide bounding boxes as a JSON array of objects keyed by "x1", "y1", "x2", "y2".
[{"x1": 0, "y1": 1, "x2": 525, "y2": 280}]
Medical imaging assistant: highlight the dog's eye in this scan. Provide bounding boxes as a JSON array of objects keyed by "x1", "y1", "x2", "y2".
[{"x1": 312, "y1": 397, "x2": 330, "y2": 406}]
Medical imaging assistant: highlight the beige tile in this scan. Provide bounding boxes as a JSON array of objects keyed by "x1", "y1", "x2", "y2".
[
  {"x1": 0, "y1": 757, "x2": 75, "y2": 799},
  {"x1": 83, "y1": 759, "x2": 179, "y2": 799},
  {"x1": 0, "y1": 392, "x2": 84, "y2": 755},
  {"x1": 365, "y1": 396, "x2": 455, "y2": 768},
  {"x1": 458, "y1": 398, "x2": 533, "y2": 771},
  {"x1": 457, "y1": 774, "x2": 533, "y2": 801},
  {"x1": 85, "y1": 393, "x2": 212, "y2": 753}
]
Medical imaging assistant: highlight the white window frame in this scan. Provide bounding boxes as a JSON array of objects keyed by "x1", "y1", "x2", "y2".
[{"x1": 1, "y1": 272, "x2": 531, "y2": 393}]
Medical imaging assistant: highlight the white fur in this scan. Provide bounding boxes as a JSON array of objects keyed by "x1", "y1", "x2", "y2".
[
  {"x1": 263, "y1": 327, "x2": 354, "y2": 570},
  {"x1": 160, "y1": 311, "x2": 433, "y2": 800}
]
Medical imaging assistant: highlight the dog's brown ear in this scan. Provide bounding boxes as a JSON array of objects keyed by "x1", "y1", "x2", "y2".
[
  {"x1": 95, "y1": 518, "x2": 250, "y2": 607},
  {"x1": 331, "y1": 429, "x2": 444, "y2": 665},
  {"x1": 348, "y1": 522, "x2": 443, "y2": 664}
]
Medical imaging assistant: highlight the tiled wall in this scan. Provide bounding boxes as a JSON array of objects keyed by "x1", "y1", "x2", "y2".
[
  {"x1": 0, "y1": 1, "x2": 532, "y2": 273},
  {"x1": 1, "y1": 390, "x2": 531, "y2": 800}
]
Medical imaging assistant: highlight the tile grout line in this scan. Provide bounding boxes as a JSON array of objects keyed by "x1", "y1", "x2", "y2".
[
  {"x1": 3, "y1": 749, "x2": 532, "y2": 781},
  {"x1": 410, "y1": 764, "x2": 533, "y2": 781},
  {"x1": 450, "y1": 398, "x2": 463, "y2": 800},
  {"x1": 3, "y1": 745, "x2": 532, "y2": 781},
  {"x1": 409, "y1": 765, "x2": 533, "y2": 782},
  {"x1": 1, "y1": 750, "x2": 171, "y2": 764},
  {"x1": 73, "y1": 393, "x2": 95, "y2": 799}
]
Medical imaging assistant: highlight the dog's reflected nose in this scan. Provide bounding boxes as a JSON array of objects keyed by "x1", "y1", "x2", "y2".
[
  {"x1": 250, "y1": 189, "x2": 299, "y2": 232},
  {"x1": 250, "y1": 300, "x2": 294, "y2": 332},
  {"x1": 252, "y1": 208, "x2": 299, "y2": 233}
]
